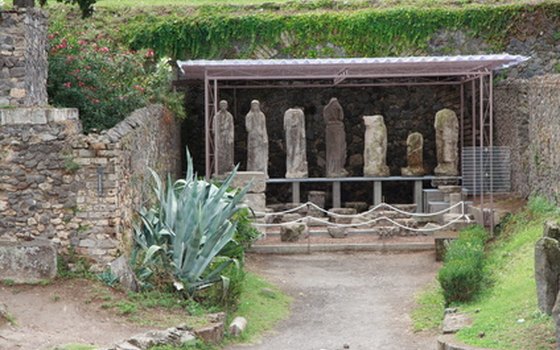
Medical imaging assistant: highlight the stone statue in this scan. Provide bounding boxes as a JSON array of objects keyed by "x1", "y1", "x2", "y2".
[
  {"x1": 363, "y1": 115, "x2": 390, "y2": 177},
  {"x1": 284, "y1": 108, "x2": 308, "y2": 178},
  {"x1": 434, "y1": 108, "x2": 459, "y2": 176},
  {"x1": 401, "y1": 132, "x2": 425, "y2": 176},
  {"x1": 323, "y1": 97, "x2": 348, "y2": 177},
  {"x1": 214, "y1": 100, "x2": 234, "y2": 175},
  {"x1": 245, "y1": 100, "x2": 269, "y2": 176}
]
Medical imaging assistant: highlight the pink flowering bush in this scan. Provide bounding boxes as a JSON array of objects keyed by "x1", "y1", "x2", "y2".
[{"x1": 48, "y1": 32, "x2": 184, "y2": 132}]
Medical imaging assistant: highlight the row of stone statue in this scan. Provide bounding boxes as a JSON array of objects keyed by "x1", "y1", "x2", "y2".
[{"x1": 214, "y1": 98, "x2": 459, "y2": 178}]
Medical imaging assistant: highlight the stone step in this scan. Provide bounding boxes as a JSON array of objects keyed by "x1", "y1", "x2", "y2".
[{"x1": 423, "y1": 189, "x2": 444, "y2": 213}]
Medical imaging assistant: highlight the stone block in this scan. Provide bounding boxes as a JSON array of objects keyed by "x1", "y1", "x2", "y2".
[
  {"x1": 345, "y1": 201, "x2": 368, "y2": 212},
  {"x1": 46, "y1": 108, "x2": 79, "y2": 123},
  {"x1": 329, "y1": 207, "x2": 356, "y2": 225},
  {"x1": 0, "y1": 240, "x2": 57, "y2": 283},
  {"x1": 226, "y1": 171, "x2": 266, "y2": 193},
  {"x1": 0, "y1": 108, "x2": 47, "y2": 125},
  {"x1": 328, "y1": 227, "x2": 347, "y2": 239},
  {"x1": 280, "y1": 223, "x2": 307, "y2": 242},
  {"x1": 194, "y1": 322, "x2": 225, "y2": 344},
  {"x1": 243, "y1": 193, "x2": 266, "y2": 213},
  {"x1": 229, "y1": 316, "x2": 247, "y2": 337},
  {"x1": 535, "y1": 236, "x2": 560, "y2": 315}
]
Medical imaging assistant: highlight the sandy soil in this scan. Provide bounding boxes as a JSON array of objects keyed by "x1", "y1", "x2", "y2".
[
  {"x1": 229, "y1": 251, "x2": 440, "y2": 350},
  {"x1": 0, "y1": 279, "x2": 151, "y2": 350}
]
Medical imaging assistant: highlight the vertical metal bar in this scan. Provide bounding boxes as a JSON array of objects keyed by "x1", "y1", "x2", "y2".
[
  {"x1": 471, "y1": 79, "x2": 477, "y2": 200},
  {"x1": 333, "y1": 181, "x2": 341, "y2": 208},
  {"x1": 204, "y1": 72, "x2": 210, "y2": 180},
  {"x1": 489, "y1": 73, "x2": 494, "y2": 234},
  {"x1": 479, "y1": 74, "x2": 485, "y2": 218},
  {"x1": 373, "y1": 181, "x2": 382, "y2": 206},
  {"x1": 213, "y1": 79, "x2": 219, "y2": 177},
  {"x1": 292, "y1": 182, "x2": 300, "y2": 204},
  {"x1": 460, "y1": 83, "x2": 464, "y2": 166},
  {"x1": 414, "y1": 180, "x2": 423, "y2": 213}
]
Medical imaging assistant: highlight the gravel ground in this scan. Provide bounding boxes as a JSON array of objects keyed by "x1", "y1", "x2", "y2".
[{"x1": 228, "y1": 251, "x2": 439, "y2": 350}]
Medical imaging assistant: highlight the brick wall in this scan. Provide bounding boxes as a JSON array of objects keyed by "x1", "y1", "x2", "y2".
[
  {"x1": 0, "y1": 9, "x2": 48, "y2": 106},
  {"x1": 0, "y1": 105, "x2": 182, "y2": 268}
]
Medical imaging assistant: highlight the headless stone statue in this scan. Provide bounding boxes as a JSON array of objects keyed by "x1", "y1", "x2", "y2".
[
  {"x1": 284, "y1": 108, "x2": 308, "y2": 178},
  {"x1": 245, "y1": 100, "x2": 269, "y2": 176},
  {"x1": 434, "y1": 108, "x2": 459, "y2": 176},
  {"x1": 363, "y1": 115, "x2": 390, "y2": 177},
  {"x1": 401, "y1": 132, "x2": 425, "y2": 176},
  {"x1": 323, "y1": 98, "x2": 348, "y2": 177},
  {"x1": 214, "y1": 100, "x2": 234, "y2": 175}
]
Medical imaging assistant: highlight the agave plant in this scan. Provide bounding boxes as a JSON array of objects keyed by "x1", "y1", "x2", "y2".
[{"x1": 133, "y1": 150, "x2": 249, "y2": 294}]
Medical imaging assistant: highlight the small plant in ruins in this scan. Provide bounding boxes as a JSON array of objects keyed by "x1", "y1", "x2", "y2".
[{"x1": 132, "y1": 150, "x2": 250, "y2": 302}]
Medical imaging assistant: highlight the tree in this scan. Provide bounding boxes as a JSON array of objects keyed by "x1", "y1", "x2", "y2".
[{"x1": 13, "y1": 0, "x2": 96, "y2": 18}]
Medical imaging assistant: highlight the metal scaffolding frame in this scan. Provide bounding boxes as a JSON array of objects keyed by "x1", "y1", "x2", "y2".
[{"x1": 177, "y1": 55, "x2": 528, "y2": 229}]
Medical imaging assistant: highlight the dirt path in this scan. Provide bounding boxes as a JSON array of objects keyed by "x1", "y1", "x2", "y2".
[
  {"x1": 231, "y1": 251, "x2": 439, "y2": 350},
  {"x1": 0, "y1": 280, "x2": 150, "y2": 350}
]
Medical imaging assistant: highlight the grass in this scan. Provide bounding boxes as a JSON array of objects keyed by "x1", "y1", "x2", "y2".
[
  {"x1": 225, "y1": 272, "x2": 292, "y2": 343},
  {"x1": 411, "y1": 280, "x2": 445, "y2": 333},
  {"x1": 411, "y1": 197, "x2": 560, "y2": 349},
  {"x1": 53, "y1": 345, "x2": 97, "y2": 350},
  {"x1": 93, "y1": 0, "x2": 558, "y2": 9}
]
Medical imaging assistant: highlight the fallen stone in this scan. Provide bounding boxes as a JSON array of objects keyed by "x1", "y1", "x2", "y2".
[
  {"x1": 194, "y1": 322, "x2": 224, "y2": 344},
  {"x1": 442, "y1": 312, "x2": 471, "y2": 334},
  {"x1": 544, "y1": 220, "x2": 560, "y2": 241},
  {"x1": 109, "y1": 256, "x2": 139, "y2": 292},
  {"x1": 280, "y1": 223, "x2": 307, "y2": 242},
  {"x1": 229, "y1": 316, "x2": 247, "y2": 337},
  {"x1": 281, "y1": 213, "x2": 303, "y2": 223},
  {"x1": 260, "y1": 288, "x2": 276, "y2": 299},
  {"x1": 226, "y1": 171, "x2": 267, "y2": 193},
  {"x1": 329, "y1": 208, "x2": 357, "y2": 225},
  {"x1": 535, "y1": 236, "x2": 560, "y2": 315},
  {"x1": 0, "y1": 240, "x2": 57, "y2": 283},
  {"x1": 328, "y1": 227, "x2": 347, "y2": 239},
  {"x1": 344, "y1": 201, "x2": 368, "y2": 212}
]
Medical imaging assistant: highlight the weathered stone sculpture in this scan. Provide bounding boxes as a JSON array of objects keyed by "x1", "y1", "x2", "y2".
[
  {"x1": 536, "y1": 221, "x2": 560, "y2": 315},
  {"x1": 284, "y1": 108, "x2": 308, "y2": 178},
  {"x1": 363, "y1": 115, "x2": 390, "y2": 177},
  {"x1": 401, "y1": 132, "x2": 425, "y2": 176},
  {"x1": 323, "y1": 97, "x2": 347, "y2": 177},
  {"x1": 434, "y1": 109, "x2": 459, "y2": 176},
  {"x1": 214, "y1": 100, "x2": 234, "y2": 175},
  {"x1": 245, "y1": 100, "x2": 269, "y2": 176}
]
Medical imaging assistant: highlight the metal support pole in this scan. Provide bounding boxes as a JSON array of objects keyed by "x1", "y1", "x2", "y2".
[
  {"x1": 292, "y1": 182, "x2": 300, "y2": 205},
  {"x1": 489, "y1": 73, "x2": 494, "y2": 234},
  {"x1": 332, "y1": 181, "x2": 341, "y2": 208},
  {"x1": 460, "y1": 83, "x2": 464, "y2": 168},
  {"x1": 213, "y1": 79, "x2": 219, "y2": 176},
  {"x1": 414, "y1": 180, "x2": 423, "y2": 213},
  {"x1": 373, "y1": 181, "x2": 382, "y2": 206},
  {"x1": 204, "y1": 73, "x2": 210, "y2": 180},
  {"x1": 479, "y1": 74, "x2": 485, "y2": 216},
  {"x1": 471, "y1": 79, "x2": 477, "y2": 199}
]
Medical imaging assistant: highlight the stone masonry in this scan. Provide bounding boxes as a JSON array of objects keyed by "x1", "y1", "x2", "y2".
[
  {"x1": 0, "y1": 105, "x2": 182, "y2": 268},
  {"x1": 0, "y1": 9, "x2": 48, "y2": 106},
  {"x1": 495, "y1": 75, "x2": 560, "y2": 202}
]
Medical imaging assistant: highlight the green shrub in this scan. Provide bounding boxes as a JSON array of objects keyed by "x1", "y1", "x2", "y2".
[
  {"x1": 438, "y1": 226, "x2": 488, "y2": 304},
  {"x1": 47, "y1": 30, "x2": 184, "y2": 132}
]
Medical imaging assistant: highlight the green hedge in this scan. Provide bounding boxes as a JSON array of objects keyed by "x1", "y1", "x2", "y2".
[
  {"x1": 438, "y1": 225, "x2": 488, "y2": 305},
  {"x1": 120, "y1": 3, "x2": 560, "y2": 59}
]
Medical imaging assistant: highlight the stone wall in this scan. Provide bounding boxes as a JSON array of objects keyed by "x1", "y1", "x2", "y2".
[
  {"x1": 0, "y1": 9, "x2": 48, "y2": 106},
  {"x1": 0, "y1": 105, "x2": 182, "y2": 267},
  {"x1": 495, "y1": 75, "x2": 560, "y2": 202}
]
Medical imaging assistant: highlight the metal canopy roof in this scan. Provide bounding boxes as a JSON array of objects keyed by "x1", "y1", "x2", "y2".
[{"x1": 177, "y1": 54, "x2": 529, "y2": 81}]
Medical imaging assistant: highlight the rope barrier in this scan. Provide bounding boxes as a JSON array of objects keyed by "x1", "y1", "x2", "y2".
[
  {"x1": 253, "y1": 200, "x2": 464, "y2": 219},
  {"x1": 251, "y1": 202, "x2": 471, "y2": 233}
]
